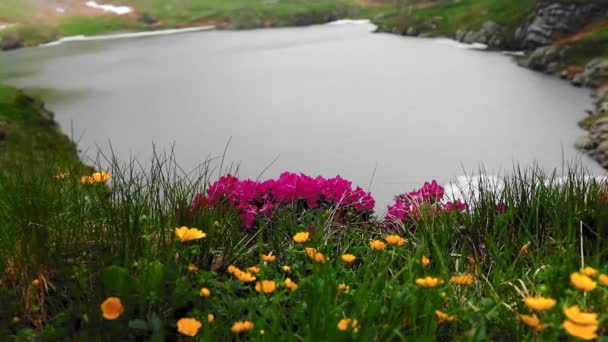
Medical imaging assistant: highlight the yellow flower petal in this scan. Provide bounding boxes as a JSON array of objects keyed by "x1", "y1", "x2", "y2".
[
  {"x1": 523, "y1": 296, "x2": 556, "y2": 312},
  {"x1": 562, "y1": 320, "x2": 598, "y2": 340},
  {"x1": 563, "y1": 306, "x2": 599, "y2": 325},
  {"x1": 231, "y1": 320, "x2": 254, "y2": 334},
  {"x1": 570, "y1": 272, "x2": 597, "y2": 292},
  {"x1": 177, "y1": 318, "x2": 202, "y2": 337},
  {"x1": 293, "y1": 232, "x2": 310, "y2": 243}
]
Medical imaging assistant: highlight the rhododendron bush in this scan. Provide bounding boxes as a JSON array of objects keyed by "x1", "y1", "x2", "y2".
[
  {"x1": 190, "y1": 172, "x2": 375, "y2": 229},
  {"x1": 385, "y1": 180, "x2": 467, "y2": 228}
]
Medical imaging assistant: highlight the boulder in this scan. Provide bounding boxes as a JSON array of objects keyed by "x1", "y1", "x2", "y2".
[
  {"x1": 515, "y1": 2, "x2": 599, "y2": 50},
  {"x1": 406, "y1": 27, "x2": 419, "y2": 37},
  {"x1": 0, "y1": 37, "x2": 22, "y2": 51},
  {"x1": 520, "y1": 45, "x2": 565, "y2": 72}
]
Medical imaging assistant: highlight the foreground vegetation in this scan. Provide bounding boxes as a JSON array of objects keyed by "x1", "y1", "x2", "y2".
[{"x1": 1, "y1": 150, "x2": 608, "y2": 340}]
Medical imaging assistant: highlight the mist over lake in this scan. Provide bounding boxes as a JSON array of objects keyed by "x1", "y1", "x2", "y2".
[{"x1": 0, "y1": 21, "x2": 602, "y2": 208}]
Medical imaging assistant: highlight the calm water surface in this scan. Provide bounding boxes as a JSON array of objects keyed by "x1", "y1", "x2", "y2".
[{"x1": 0, "y1": 22, "x2": 603, "y2": 208}]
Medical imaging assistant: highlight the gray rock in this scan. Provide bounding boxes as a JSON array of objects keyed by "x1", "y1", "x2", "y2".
[
  {"x1": 406, "y1": 27, "x2": 419, "y2": 37},
  {"x1": 516, "y1": 2, "x2": 599, "y2": 49},
  {"x1": 455, "y1": 30, "x2": 466, "y2": 42},
  {"x1": 0, "y1": 37, "x2": 22, "y2": 51}
]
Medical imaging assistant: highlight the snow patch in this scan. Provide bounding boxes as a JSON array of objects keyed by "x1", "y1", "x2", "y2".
[
  {"x1": 85, "y1": 1, "x2": 133, "y2": 15},
  {"x1": 40, "y1": 26, "x2": 215, "y2": 47},
  {"x1": 327, "y1": 19, "x2": 371, "y2": 25}
]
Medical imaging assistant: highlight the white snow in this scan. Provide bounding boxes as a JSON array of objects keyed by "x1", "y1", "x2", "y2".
[
  {"x1": 40, "y1": 26, "x2": 215, "y2": 47},
  {"x1": 85, "y1": 1, "x2": 133, "y2": 15}
]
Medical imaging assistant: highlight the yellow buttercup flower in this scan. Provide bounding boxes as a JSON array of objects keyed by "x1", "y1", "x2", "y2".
[
  {"x1": 305, "y1": 247, "x2": 317, "y2": 258},
  {"x1": 415, "y1": 276, "x2": 443, "y2": 288},
  {"x1": 385, "y1": 235, "x2": 406, "y2": 246},
  {"x1": 580, "y1": 267, "x2": 598, "y2": 278},
  {"x1": 187, "y1": 264, "x2": 199, "y2": 272},
  {"x1": 519, "y1": 314, "x2": 549, "y2": 331},
  {"x1": 247, "y1": 266, "x2": 261, "y2": 274},
  {"x1": 520, "y1": 243, "x2": 530, "y2": 256},
  {"x1": 293, "y1": 232, "x2": 310, "y2": 243},
  {"x1": 562, "y1": 320, "x2": 598, "y2": 340},
  {"x1": 313, "y1": 252, "x2": 327, "y2": 263},
  {"x1": 207, "y1": 314, "x2": 215, "y2": 323},
  {"x1": 261, "y1": 254, "x2": 276, "y2": 262},
  {"x1": 337, "y1": 318, "x2": 359, "y2": 332},
  {"x1": 338, "y1": 283, "x2": 350, "y2": 293},
  {"x1": 563, "y1": 306, "x2": 599, "y2": 325},
  {"x1": 255, "y1": 280, "x2": 277, "y2": 294},
  {"x1": 227, "y1": 265, "x2": 239, "y2": 274},
  {"x1": 32, "y1": 279, "x2": 40, "y2": 286},
  {"x1": 421, "y1": 256, "x2": 430, "y2": 267},
  {"x1": 199, "y1": 287, "x2": 211, "y2": 297},
  {"x1": 235, "y1": 270, "x2": 256, "y2": 283},
  {"x1": 282, "y1": 265, "x2": 291, "y2": 273},
  {"x1": 284, "y1": 278, "x2": 298, "y2": 291},
  {"x1": 174, "y1": 226, "x2": 207, "y2": 242},
  {"x1": 231, "y1": 320, "x2": 254, "y2": 334},
  {"x1": 570, "y1": 272, "x2": 597, "y2": 292},
  {"x1": 370, "y1": 240, "x2": 386, "y2": 251},
  {"x1": 435, "y1": 310, "x2": 457, "y2": 324},
  {"x1": 523, "y1": 296, "x2": 556, "y2": 312},
  {"x1": 341, "y1": 254, "x2": 356, "y2": 264},
  {"x1": 100, "y1": 297, "x2": 124, "y2": 320},
  {"x1": 450, "y1": 274, "x2": 474, "y2": 286},
  {"x1": 80, "y1": 171, "x2": 111, "y2": 184},
  {"x1": 599, "y1": 274, "x2": 608, "y2": 286},
  {"x1": 177, "y1": 318, "x2": 202, "y2": 337}
]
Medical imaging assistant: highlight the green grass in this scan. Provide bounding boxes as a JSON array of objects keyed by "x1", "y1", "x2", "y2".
[
  {"x1": 123, "y1": 0, "x2": 358, "y2": 28},
  {"x1": 0, "y1": 0, "x2": 33, "y2": 22},
  {"x1": 564, "y1": 26, "x2": 608, "y2": 66},
  {"x1": 1, "y1": 152, "x2": 608, "y2": 339},
  {"x1": 0, "y1": 84, "x2": 81, "y2": 172},
  {"x1": 374, "y1": 0, "x2": 536, "y2": 35},
  {"x1": 58, "y1": 16, "x2": 143, "y2": 37}
]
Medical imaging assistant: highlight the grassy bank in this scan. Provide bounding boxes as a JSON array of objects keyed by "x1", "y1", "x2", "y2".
[
  {"x1": 0, "y1": 0, "x2": 374, "y2": 47},
  {"x1": 1, "y1": 154, "x2": 608, "y2": 339},
  {"x1": 0, "y1": 84, "x2": 82, "y2": 172}
]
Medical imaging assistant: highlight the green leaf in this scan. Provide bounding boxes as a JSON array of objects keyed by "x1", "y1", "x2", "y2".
[
  {"x1": 101, "y1": 265, "x2": 134, "y2": 296},
  {"x1": 128, "y1": 319, "x2": 150, "y2": 331},
  {"x1": 139, "y1": 261, "x2": 165, "y2": 299}
]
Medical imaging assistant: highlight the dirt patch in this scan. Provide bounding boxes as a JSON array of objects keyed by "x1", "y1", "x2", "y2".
[
  {"x1": 554, "y1": 20, "x2": 608, "y2": 46},
  {"x1": 414, "y1": 1, "x2": 437, "y2": 9}
]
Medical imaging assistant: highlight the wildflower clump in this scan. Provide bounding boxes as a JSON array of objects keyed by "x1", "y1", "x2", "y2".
[
  {"x1": 192, "y1": 173, "x2": 375, "y2": 229},
  {"x1": 177, "y1": 318, "x2": 202, "y2": 337},
  {"x1": 385, "y1": 180, "x2": 466, "y2": 228},
  {"x1": 100, "y1": 297, "x2": 124, "y2": 320}
]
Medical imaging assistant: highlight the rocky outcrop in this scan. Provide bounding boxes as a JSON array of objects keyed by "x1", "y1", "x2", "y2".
[
  {"x1": 0, "y1": 36, "x2": 22, "y2": 51},
  {"x1": 518, "y1": 45, "x2": 566, "y2": 74},
  {"x1": 454, "y1": 21, "x2": 507, "y2": 49},
  {"x1": 571, "y1": 58, "x2": 608, "y2": 87},
  {"x1": 515, "y1": 1, "x2": 601, "y2": 50}
]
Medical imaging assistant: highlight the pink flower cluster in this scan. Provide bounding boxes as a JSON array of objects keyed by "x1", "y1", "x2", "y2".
[
  {"x1": 385, "y1": 180, "x2": 467, "y2": 227},
  {"x1": 191, "y1": 173, "x2": 375, "y2": 229}
]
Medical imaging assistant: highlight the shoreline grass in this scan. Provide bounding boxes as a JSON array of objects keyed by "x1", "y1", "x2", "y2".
[{"x1": 1, "y1": 150, "x2": 608, "y2": 339}]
